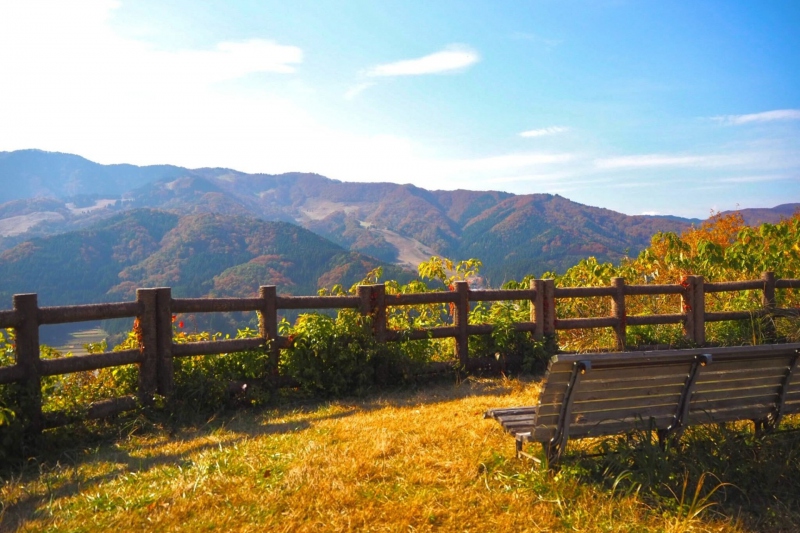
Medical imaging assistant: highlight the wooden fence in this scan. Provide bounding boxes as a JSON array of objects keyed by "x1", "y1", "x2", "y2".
[{"x1": 1, "y1": 272, "x2": 798, "y2": 434}]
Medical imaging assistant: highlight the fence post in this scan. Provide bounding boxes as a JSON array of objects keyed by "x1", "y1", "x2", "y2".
[
  {"x1": 683, "y1": 276, "x2": 696, "y2": 344},
  {"x1": 542, "y1": 279, "x2": 556, "y2": 337},
  {"x1": 13, "y1": 294, "x2": 42, "y2": 436},
  {"x1": 761, "y1": 271, "x2": 777, "y2": 343},
  {"x1": 155, "y1": 288, "x2": 174, "y2": 400},
  {"x1": 373, "y1": 284, "x2": 387, "y2": 343},
  {"x1": 259, "y1": 285, "x2": 279, "y2": 375},
  {"x1": 694, "y1": 276, "x2": 705, "y2": 346},
  {"x1": 532, "y1": 279, "x2": 544, "y2": 341},
  {"x1": 453, "y1": 281, "x2": 469, "y2": 365},
  {"x1": 611, "y1": 277, "x2": 626, "y2": 351},
  {"x1": 136, "y1": 289, "x2": 158, "y2": 406}
]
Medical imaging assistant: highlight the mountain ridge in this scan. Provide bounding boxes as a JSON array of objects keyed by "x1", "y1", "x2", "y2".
[{"x1": 2, "y1": 149, "x2": 796, "y2": 282}]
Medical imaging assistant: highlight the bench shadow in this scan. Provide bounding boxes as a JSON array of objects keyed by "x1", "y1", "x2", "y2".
[{"x1": 558, "y1": 422, "x2": 800, "y2": 532}]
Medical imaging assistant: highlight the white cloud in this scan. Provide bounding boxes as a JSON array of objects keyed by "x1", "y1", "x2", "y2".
[
  {"x1": 366, "y1": 45, "x2": 479, "y2": 77},
  {"x1": 713, "y1": 109, "x2": 800, "y2": 125},
  {"x1": 640, "y1": 211, "x2": 659, "y2": 216},
  {"x1": 520, "y1": 126, "x2": 569, "y2": 138}
]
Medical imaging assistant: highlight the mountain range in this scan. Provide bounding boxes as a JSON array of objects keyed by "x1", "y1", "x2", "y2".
[{"x1": 1, "y1": 149, "x2": 797, "y2": 292}]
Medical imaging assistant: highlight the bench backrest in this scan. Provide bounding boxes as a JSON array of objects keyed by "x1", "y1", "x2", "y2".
[{"x1": 531, "y1": 343, "x2": 800, "y2": 446}]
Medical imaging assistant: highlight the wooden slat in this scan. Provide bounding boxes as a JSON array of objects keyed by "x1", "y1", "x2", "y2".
[
  {"x1": 690, "y1": 396, "x2": 775, "y2": 413},
  {"x1": 40, "y1": 349, "x2": 142, "y2": 376},
  {"x1": 696, "y1": 366, "x2": 786, "y2": 384},
  {"x1": 625, "y1": 284, "x2": 684, "y2": 295},
  {"x1": 692, "y1": 385, "x2": 782, "y2": 403},
  {"x1": 469, "y1": 289, "x2": 537, "y2": 301},
  {"x1": 552, "y1": 343, "x2": 800, "y2": 365},
  {"x1": 571, "y1": 402, "x2": 679, "y2": 423},
  {"x1": 485, "y1": 406, "x2": 537, "y2": 419},
  {"x1": 171, "y1": 297, "x2": 261, "y2": 313},
  {"x1": 574, "y1": 384, "x2": 686, "y2": 404},
  {"x1": 538, "y1": 396, "x2": 679, "y2": 419},
  {"x1": 688, "y1": 405, "x2": 773, "y2": 425},
  {"x1": 699, "y1": 357, "x2": 792, "y2": 373},
  {"x1": 38, "y1": 301, "x2": 141, "y2": 324},
  {"x1": 695, "y1": 374, "x2": 786, "y2": 391},
  {"x1": 567, "y1": 415, "x2": 677, "y2": 437}
]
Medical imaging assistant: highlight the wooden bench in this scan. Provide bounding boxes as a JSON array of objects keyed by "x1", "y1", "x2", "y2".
[{"x1": 486, "y1": 343, "x2": 800, "y2": 464}]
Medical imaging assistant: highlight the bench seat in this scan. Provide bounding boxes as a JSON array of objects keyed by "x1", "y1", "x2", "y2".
[{"x1": 486, "y1": 343, "x2": 800, "y2": 463}]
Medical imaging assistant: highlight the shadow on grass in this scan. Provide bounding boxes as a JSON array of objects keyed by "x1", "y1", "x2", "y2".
[
  {"x1": 0, "y1": 375, "x2": 527, "y2": 532},
  {"x1": 545, "y1": 420, "x2": 800, "y2": 532}
]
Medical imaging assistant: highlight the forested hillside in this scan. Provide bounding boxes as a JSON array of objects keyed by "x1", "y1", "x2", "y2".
[{"x1": 0, "y1": 209, "x2": 410, "y2": 306}]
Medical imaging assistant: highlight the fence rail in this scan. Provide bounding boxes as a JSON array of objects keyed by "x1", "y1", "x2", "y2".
[{"x1": 1, "y1": 272, "x2": 798, "y2": 434}]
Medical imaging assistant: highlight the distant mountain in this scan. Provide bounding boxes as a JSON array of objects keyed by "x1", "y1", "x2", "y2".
[
  {"x1": 3, "y1": 149, "x2": 794, "y2": 283},
  {"x1": 0, "y1": 209, "x2": 409, "y2": 308},
  {"x1": 720, "y1": 204, "x2": 800, "y2": 226},
  {"x1": 0, "y1": 149, "x2": 183, "y2": 203}
]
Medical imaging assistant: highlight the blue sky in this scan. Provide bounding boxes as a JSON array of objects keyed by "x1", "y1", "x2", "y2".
[{"x1": 1, "y1": 1, "x2": 798, "y2": 218}]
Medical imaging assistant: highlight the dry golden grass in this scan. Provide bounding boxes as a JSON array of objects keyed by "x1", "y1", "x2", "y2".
[{"x1": 1, "y1": 377, "x2": 751, "y2": 532}]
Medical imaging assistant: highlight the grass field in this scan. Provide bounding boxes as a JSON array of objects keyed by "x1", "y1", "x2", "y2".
[{"x1": 2, "y1": 376, "x2": 799, "y2": 532}]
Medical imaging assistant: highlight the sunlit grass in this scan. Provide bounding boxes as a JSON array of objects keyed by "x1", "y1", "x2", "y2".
[{"x1": 2, "y1": 377, "x2": 797, "y2": 532}]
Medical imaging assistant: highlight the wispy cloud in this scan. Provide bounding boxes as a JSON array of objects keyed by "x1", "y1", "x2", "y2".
[
  {"x1": 717, "y1": 174, "x2": 793, "y2": 184},
  {"x1": 520, "y1": 126, "x2": 569, "y2": 138},
  {"x1": 594, "y1": 154, "x2": 708, "y2": 169},
  {"x1": 366, "y1": 45, "x2": 479, "y2": 77},
  {"x1": 344, "y1": 82, "x2": 375, "y2": 100},
  {"x1": 712, "y1": 109, "x2": 800, "y2": 125}
]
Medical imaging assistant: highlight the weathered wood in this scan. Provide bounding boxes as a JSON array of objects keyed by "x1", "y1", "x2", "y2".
[
  {"x1": 171, "y1": 297, "x2": 261, "y2": 313},
  {"x1": 277, "y1": 295, "x2": 360, "y2": 309},
  {"x1": 776, "y1": 279, "x2": 800, "y2": 289},
  {"x1": 532, "y1": 279, "x2": 544, "y2": 340},
  {"x1": 538, "y1": 395, "x2": 680, "y2": 420},
  {"x1": 137, "y1": 288, "x2": 159, "y2": 406},
  {"x1": 553, "y1": 343, "x2": 800, "y2": 365},
  {"x1": 556, "y1": 317, "x2": 618, "y2": 330},
  {"x1": 543, "y1": 279, "x2": 556, "y2": 336},
  {"x1": 0, "y1": 309, "x2": 21, "y2": 328},
  {"x1": 693, "y1": 276, "x2": 705, "y2": 345},
  {"x1": 625, "y1": 313, "x2": 684, "y2": 326},
  {"x1": 0, "y1": 364, "x2": 25, "y2": 384},
  {"x1": 687, "y1": 405, "x2": 774, "y2": 425},
  {"x1": 386, "y1": 292, "x2": 458, "y2": 306},
  {"x1": 705, "y1": 280, "x2": 764, "y2": 292},
  {"x1": 384, "y1": 326, "x2": 459, "y2": 342},
  {"x1": 705, "y1": 310, "x2": 763, "y2": 322},
  {"x1": 554, "y1": 286, "x2": 616, "y2": 298},
  {"x1": 155, "y1": 288, "x2": 174, "y2": 399},
  {"x1": 172, "y1": 337, "x2": 265, "y2": 358},
  {"x1": 374, "y1": 284, "x2": 387, "y2": 342},
  {"x1": 469, "y1": 289, "x2": 537, "y2": 301},
  {"x1": 611, "y1": 277, "x2": 626, "y2": 351},
  {"x1": 453, "y1": 281, "x2": 470, "y2": 365},
  {"x1": 771, "y1": 352, "x2": 800, "y2": 427},
  {"x1": 625, "y1": 284, "x2": 685, "y2": 295},
  {"x1": 258, "y1": 285, "x2": 279, "y2": 375},
  {"x1": 692, "y1": 386, "x2": 782, "y2": 404},
  {"x1": 540, "y1": 383, "x2": 687, "y2": 405},
  {"x1": 38, "y1": 301, "x2": 141, "y2": 324},
  {"x1": 14, "y1": 294, "x2": 42, "y2": 435},
  {"x1": 40, "y1": 349, "x2": 142, "y2": 376}
]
